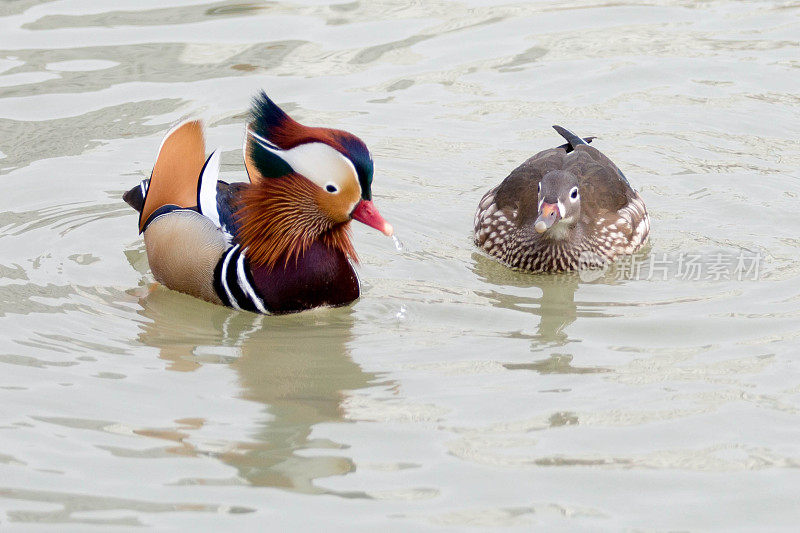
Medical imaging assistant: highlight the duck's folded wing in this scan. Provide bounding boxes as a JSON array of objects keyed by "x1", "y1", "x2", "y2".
[{"x1": 139, "y1": 120, "x2": 207, "y2": 233}]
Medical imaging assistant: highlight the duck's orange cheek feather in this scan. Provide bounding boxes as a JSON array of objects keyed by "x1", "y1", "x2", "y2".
[{"x1": 315, "y1": 180, "x2": 361, "y2": 224}]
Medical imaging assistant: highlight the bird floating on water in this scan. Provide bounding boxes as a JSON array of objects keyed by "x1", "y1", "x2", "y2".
[
  {"x1": 474, "y1": 126, "x2": 649, "y2": 272},
  {"x1": 124, "y1": 91, "x2": 393, "y2": 314}
]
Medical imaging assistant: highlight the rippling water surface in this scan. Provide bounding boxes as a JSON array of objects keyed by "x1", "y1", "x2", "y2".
[{"x1": 1, "y1": 0, "x2": 799, "y2": 530}]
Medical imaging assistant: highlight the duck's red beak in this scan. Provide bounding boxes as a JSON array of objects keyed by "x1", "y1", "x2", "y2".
[{"x1": 351, "y1": 200, "x2": 393, "y2": 236}]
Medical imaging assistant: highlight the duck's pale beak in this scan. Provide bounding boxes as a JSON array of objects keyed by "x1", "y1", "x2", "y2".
[
  {"x1": 352, "y1": 200, "x2": 393, "y2": 236},
  {"x1": 534, "y1": 202, "x2": 560, "y2": 233}
]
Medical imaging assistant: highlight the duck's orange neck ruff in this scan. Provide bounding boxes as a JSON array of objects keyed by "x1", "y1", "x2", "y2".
[{"x1": 236, "y1": 174, "x2": 358, "y2": 270}]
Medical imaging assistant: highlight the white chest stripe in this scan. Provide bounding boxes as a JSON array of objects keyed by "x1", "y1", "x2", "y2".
[
  {"x1": 220, "y1": 245, "x2": 242, "y2": 311},
  {"x1": 237, "y1": 249, "x2": 268, "y2": 314}
]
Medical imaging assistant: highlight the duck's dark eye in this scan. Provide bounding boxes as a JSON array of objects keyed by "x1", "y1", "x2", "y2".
[
  {"x1": 570, "y1": 188, "x2": 579, "y2": 199},
  {"x1": 326, "y1": 184, "x2": 338, "y2": 193}
]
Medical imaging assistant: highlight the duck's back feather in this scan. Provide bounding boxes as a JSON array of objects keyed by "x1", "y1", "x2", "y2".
[
  {"x1": 215, "y1": 181, "x2": 247, "y2": 239},
  {"x1": 493, "y1": 145, "x2": 635, "y2": 227}
]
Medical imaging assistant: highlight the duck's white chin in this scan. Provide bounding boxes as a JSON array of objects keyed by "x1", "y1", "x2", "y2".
[{"x1": 545, "y1": 217, "x2": 575, "y2": 240}]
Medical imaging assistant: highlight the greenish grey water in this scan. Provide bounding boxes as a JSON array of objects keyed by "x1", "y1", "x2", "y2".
[{"x1": 1, "y1": 0, "x2": 799, "y2": 530}]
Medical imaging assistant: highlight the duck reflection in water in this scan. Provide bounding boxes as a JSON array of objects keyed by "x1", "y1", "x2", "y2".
[
  {"x1": 471, "y1": 252, "x2": 610, "y2": 374},
  {"x1": 132, "y1": 286, "x2": 383, "y2": 495}
]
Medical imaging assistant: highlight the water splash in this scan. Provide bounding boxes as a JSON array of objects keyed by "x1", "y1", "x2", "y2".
[{"x1": 391, "y1": 234, "x2": 404, "y2": 252}]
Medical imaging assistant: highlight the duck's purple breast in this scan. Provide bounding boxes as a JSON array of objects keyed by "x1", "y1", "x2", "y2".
[{"x1": 249, "y1": 241, "x2": 360, "y2": 314}]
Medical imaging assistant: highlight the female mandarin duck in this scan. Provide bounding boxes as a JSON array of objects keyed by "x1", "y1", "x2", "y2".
[
  {"x1": 474, "y1": 126, "x2": 649, "y2": 272},
  {"x1": 123, "y1": 91, "x2": 392, "y2": 314}
]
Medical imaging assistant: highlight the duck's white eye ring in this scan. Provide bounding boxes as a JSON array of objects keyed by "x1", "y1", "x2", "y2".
[
  {"x1": 325, "y1": 183, "x2": 339, "y2": 194},
  {"x1": 569, "y1": 186, "x2": 579, "y2": 201}
]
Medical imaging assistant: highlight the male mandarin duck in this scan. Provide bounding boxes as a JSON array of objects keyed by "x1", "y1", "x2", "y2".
[
  {"x1": 474, "y1": 126, "x2": 649, "y2": 272},
  {"x1": 123, "y1": 91, "x2": 393, "y2": 314}
]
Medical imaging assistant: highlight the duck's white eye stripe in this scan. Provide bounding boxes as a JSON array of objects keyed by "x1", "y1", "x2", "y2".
[
  {"x1": 248, "y1": 128, "x2": 281, "y2": 151},
  {"x1": 285, "y1": 143, "x2": 356, "y2": 189},
  {"x1": 249, "y1": 132, "x2": 358, "y2": 193}
]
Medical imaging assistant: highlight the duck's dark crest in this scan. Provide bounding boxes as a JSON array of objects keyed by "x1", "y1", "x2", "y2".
[
  {"x1": 246, "y1": 128, "x2": 294, "y2": 179},
  {"x1": 246, "y1": 92, "x2": 298, "y2": 179},
  {"x1": 250, "y1": 91, "x2": 292, "y2": 144}
]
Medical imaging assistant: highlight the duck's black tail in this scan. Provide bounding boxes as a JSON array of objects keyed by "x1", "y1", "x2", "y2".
[
  {"x1": 553, "y1": 125, "x2": 595, "y2": 153},
  {"x1": 122, "y1": 179, "x2": 149, "y2": 213}
]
